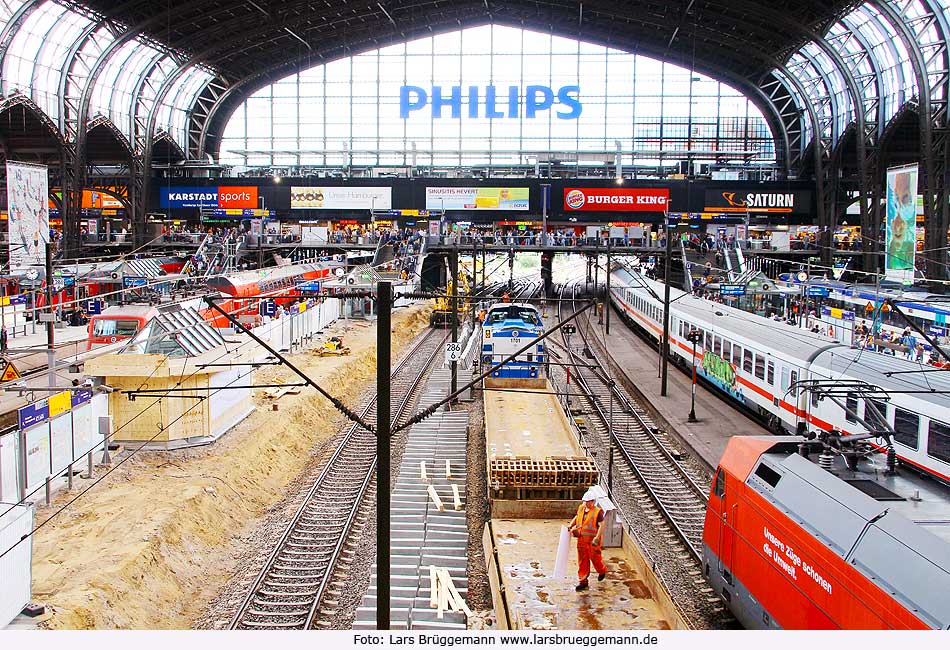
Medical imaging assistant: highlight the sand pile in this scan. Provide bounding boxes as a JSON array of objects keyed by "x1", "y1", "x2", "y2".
[{"x1": 29, "y1": 303, "x2": 432, "y2": 629}]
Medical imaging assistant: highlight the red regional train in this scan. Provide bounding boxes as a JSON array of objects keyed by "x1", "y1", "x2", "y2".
[
  {"x1": 87, "y1": 261, "x2": 339, "y2": 347},
  {"x1": 704, "y1": 435, "x2": 950, "y2": 629},
  {"x1": 200, "y1": 261, "x2": 337, "y2": 327}
]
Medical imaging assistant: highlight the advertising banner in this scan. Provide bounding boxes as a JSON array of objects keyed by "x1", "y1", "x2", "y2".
[
  {"x1": 160, "y1": 187, "x2": 219, "y2": 209},
  {"x1": 885, "y1": 164, "x2": 918, "y2": 282},
  {"x1": 217, "y1": 186, "x2": 258, "y2": 208},
  {"x1": 703, "y1": 189, "x2": 812, "y2": 214},
  {"x1": 425, "y1": 187, "x2": 529, "y2": 211},
  {"x1": 159, "y1": 186, "x2": 258, "y2": 209},
  {"x1": 6, "y1": 161, "x2": 49, "y2": 271},
  {"x1": 563, "y1": 187, "x2": 669, "y2": 212},
  {"x1": 290, "y1": 186, "x2": 391, "y2": 210}
]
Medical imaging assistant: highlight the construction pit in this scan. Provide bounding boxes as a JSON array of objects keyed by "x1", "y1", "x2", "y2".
[{"x1": 26, "y1": 304, "x2": 432, "y2": 630}]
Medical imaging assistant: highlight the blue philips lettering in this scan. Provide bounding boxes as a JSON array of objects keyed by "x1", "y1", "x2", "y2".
[
  {"x1": 525, "y1": 85, "x2": 554, "y2": 118},
  {"x1": 485, "y1": 85, "x2": 505, "y2": 118},
  {"x1": 468, "y1": 86, "x2": 479, "y2": 118},
  {"x1": 556, "y1": 86, "x2": 582, "y2": 119},
  {"x1": 507, "y1": 85, "x2": 519, "y2": 118},
  {"x1": 400, "y1": 86, "x2": 428, "y2": 118},
  {"x1": 432, "y1": 86, "x2": 462, "y2": 118},
  {"x1": 398, "y1": 85, "x2": 583, "y2": 119}
]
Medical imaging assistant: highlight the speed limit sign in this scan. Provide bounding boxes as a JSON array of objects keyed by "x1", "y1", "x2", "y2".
[{"x1": 444, "y1": 341, "x2": 463, "y2": 364}]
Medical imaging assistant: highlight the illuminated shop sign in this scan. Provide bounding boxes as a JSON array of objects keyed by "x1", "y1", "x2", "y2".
[
  {"x1": 703, "y1": 190, "x2": 812, "y2": 214},
  {"x1": 563, "y1": 188, "x2": 669, "y2": 212},
  {"x1": 400, "y1": 85, "x2": 582, "y2": 119},
  {"x1": 160, "y1": 186, "x2": 258, "y2": 209}
]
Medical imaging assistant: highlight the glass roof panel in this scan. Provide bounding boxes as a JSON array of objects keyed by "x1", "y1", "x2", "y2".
[{"x1": 219, "y1": 25, "x2": 774, "y2": 168}]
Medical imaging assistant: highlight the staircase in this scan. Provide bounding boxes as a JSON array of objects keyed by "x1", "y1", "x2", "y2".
[
  {"x1": 354, "y1": 367, "x2": 470, "y2": 630},
  {"x1": 723, "y1": 245, "x2": 745, "y2": 281}
]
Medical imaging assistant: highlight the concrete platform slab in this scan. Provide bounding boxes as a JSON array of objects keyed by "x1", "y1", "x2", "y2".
[
  {"x1": 491, "y1": 519, "x2": 679, "y2": 630},
  {"x1": 484, "y1": 381, "x2": 582, "y2": 460}
]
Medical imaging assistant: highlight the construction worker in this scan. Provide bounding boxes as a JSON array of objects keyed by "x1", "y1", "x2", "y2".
[{"x1": 568, "y1": 486, "x2": 608, "y2": 591}]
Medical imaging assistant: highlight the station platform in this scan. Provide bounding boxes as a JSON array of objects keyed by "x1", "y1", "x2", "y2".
[
  {"x1": 599, "y1": 306, "x2": 767, "y2": 469},
  {"x1": 486, "y1": 519, "x2": 683, "y2": 630}
]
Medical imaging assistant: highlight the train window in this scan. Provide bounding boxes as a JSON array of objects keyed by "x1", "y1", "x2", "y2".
[
  {"x1": 713, "y1": 470, "x2": 725, "y2": 498},
  {"x1": 893, "y1": 408, "x2": 920, "y2": 450},
  {"x1": 93, "y1": 319, "x2": 141, "y2": 337},
  {"x1": 928, "y1": 421, "x2": 950, "y2": 464},
  {"x1": 781, "y1": 367, "x2": 790, "y2": 392},
  {"x1": 723, "y1": 340, "x2": 731, "y2": 361},
  {"x1": 754, "y1": 355, "x2": 765, "y2": 380},
  {"x1": 845, "y1": 394, "x2": 858, "y2": 424},
  {"x1": 714, "y1": 336, "x2": 722, "y2": 356},
  {"x1": 732, "y1": 344, "x2": 742, "y2": 366},
  {"x1": 866, "y1": 398, "x2": 887, "y2": 428},
  {"x1": 766, "y1": 361, "x2": 774, "y2": 385},
  {"x1": 743, "y1": 349, "x2": 753, "y2": 373},
  {"x1": 705, "y1": 331, "x2": 713, "y2": 350},
  {"x1": 790, "y1": 370, "x2": 798, "y2": 397},
  {"x1": 754, "y1": 463, "x2": 782, "y2": 488}
]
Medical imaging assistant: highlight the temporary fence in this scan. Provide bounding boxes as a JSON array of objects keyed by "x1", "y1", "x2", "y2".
[
  {"x1": 0, "y1": 501, "x2": 33, "y2": 627},
  {"x1": 0, "y1": 391, "x2": 109, "y2": 504},
  {"x1": 251, "y1": 296, "x2": 341, "y2": 352}
]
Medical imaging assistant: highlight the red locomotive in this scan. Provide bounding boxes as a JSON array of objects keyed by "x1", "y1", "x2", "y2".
[{"x1": 704, "y1": 435, "x2": 950, "y2": 629}]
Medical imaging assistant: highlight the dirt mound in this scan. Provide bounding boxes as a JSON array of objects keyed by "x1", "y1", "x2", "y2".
[{"x1": 31, "y1": 304, "x2": 432, "y2": 629}]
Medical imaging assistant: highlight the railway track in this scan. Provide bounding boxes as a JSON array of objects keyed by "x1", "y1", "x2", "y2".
[
  {"x1": 556, "y1": 279, "x2": 710, "y2": 560},
  {"x1": 229, "y1": 327, "x2": 446, "y2": 630}
]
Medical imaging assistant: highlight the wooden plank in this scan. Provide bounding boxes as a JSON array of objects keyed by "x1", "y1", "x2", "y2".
[
  {"x1": 445, "y1": 459, "x2": 453, "y2": 480},
  {"x1": 446, "y1": 575, "x2": 474, "y2": 617},
  {"x1": 451, "y1": 483, "x2": 462, "y2": 511},
  {"x1": 429, "y1": 565, "x2": 438, "y2": 608},
  {"x1": 420, "y1": 460, "x2": 428, "y2": 482},
  {"x1": 427, "y1": 484, "x2": 445, "y2": 512}
]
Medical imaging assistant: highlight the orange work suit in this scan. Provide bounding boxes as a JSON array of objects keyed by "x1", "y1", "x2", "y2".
[{"x1": 574, "y1": 503, "x2": 607, "y2": 581}]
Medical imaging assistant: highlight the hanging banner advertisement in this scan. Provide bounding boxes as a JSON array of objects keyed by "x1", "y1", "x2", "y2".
[
  {"x1": 290, "y1": 186, "x2": 391, "y2": 210},
  {"x1": 703, "y1": 189, "x2": 812, "y2": 214},
  {"x1": 6, "y1": 161, "x2": 49, "y2": 272},
  {"x1": 425, "y1": 187, "x2": 529, "y2": 210},
  {"x1": 563, "y1": 187, "x2": 669, "y2": 212},
  {"x1": 159, "y1": 186, "x2": 258, "y2": 209},
  {"x1": 885, "y1": 164, "x2": 918, "y2": 282}
]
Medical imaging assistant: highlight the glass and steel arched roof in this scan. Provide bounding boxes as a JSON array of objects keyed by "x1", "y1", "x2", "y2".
[
  {"x1": 0, "y1": 0, "x2": 214, "y2": 148},
  {"x1": 0, "y1": 0, "x2": 947, "y2": 171}
]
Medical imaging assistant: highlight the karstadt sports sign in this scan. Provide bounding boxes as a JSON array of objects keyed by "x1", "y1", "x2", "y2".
[
  {"x1": 563, "y1": 187, "x2": 669, "y2": 212},
  {"x1": 160, "y1": 186, "x2": 258, "y2": 209}
]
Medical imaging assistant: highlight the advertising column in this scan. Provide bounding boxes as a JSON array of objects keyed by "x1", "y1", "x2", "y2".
[
  {"x1": 885, "y1": 164, "x2": 918, "y2": 283},
  {"x1": 5, "y1": 162, "x2": 49, "y2": 272}
]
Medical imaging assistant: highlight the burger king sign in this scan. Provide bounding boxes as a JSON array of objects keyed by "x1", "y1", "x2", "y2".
[{"x1": 562, "y1": 187, "x2": 669, "y2": 212}]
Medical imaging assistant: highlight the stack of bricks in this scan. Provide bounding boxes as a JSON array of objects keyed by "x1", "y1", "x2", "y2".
[{"x1": 490, "y1": 457, "x2": 599, "y2": 488}]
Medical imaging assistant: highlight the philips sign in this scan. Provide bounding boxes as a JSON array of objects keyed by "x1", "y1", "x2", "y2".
[{"x1": 400, "y1": 85, "x2": 582, "y2": 119}]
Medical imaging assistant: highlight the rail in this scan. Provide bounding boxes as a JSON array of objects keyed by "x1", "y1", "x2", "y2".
[
  {"x1": 557, "y1": 279, "x2": 708, "y2": 561},
  {"x1": 228, "y1": 326, "x2": 446, "y2": 629}
]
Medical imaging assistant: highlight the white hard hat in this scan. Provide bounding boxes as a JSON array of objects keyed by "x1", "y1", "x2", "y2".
[{"x1": 582, "y1": 485, "x2": 606, "y2": 502}]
